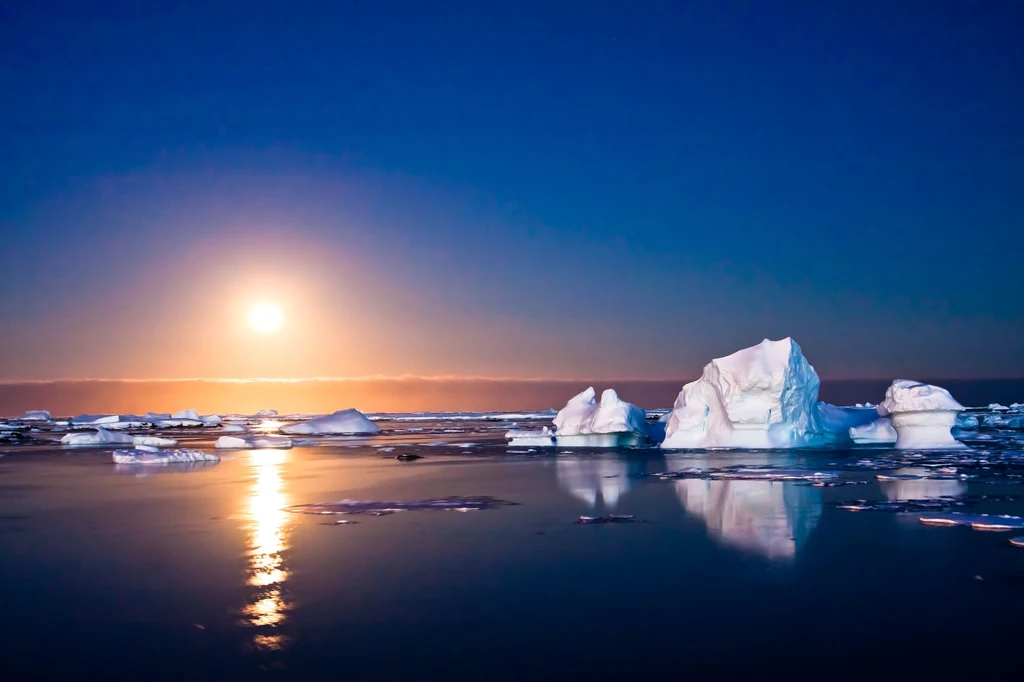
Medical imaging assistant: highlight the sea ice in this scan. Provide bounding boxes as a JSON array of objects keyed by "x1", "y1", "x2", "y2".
[
  {"x1": 285, "y1": 496, "x2": 516, "y2": 514},
  {"x1": 551, "y1": 388, "x2": 646, "y2": 447},
  {"x1": 17, "y1": 410, "x2": 51, "y2": 421},
  {"x1": 505, "y1": 427, "x2": 556, "y2": 446},
  {"x1": 662, "y1": 338, "x2": 828, "y2": 449},
  {"x1": 112, "y1": 448, "x2": 220, "y2": 465},
  {"x1": 255, "y1": 409, "x2": 279, "y2": 417},
  {"x1": 849, "y1": 417, "x2": 898, "y2": 444},
  {"x1": 215, "y1": 434, "x2": 293, "y2": 449},
  {"x1": 131, "y1": 436, "x2": 178, "y2": 448},
  {"x1": 878, "y1": 380, "x2": 966, "y2": 449},
  {"x1": 61, "y1": 427, "x2": 133, "y2": 447},
  {"x1": 220, "y1": 424, "x2": 247, "y2": 433},
  {"x1": 918, "y1": 513, "x2": 1024, "y2": 529},
  {"x1": 280, "y1": 408, "x2": 380, "y2": 435}
]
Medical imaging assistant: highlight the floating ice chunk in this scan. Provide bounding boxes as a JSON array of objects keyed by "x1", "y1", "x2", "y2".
[
  {"x1": 919, "y1": 513, "x2": 1024, "y2": 529},
  {"x1": 1010, "y1": 403, "x2": 1024, "y2": 412},
  {"x1": 850, "y1": 417, "x2": 898, "y2": 444},
  {"x1": 17, "y1": 410, "x2": 51, "y2": 421},
  {"x1": 988, "y1": 403, "x2": 1008, "y2": 411},
  {"x1": 61, "y1": 427, "x2": 133, "y2": 447},
  {"x1": 280, "y1": 408, "x2": 380, "y2": 435},
  {"x1": 577, "y1": 515, "x2": 636, "y2": 524},
  {"x1": 285, "y1": 496, "x2": 516, "y2": 515},
  {"x1": 255, "y1": 409, "x2": 279, "y2": 417},
  {"x1": 220, "y1": 424, "x2": 246, "y2": 433},
  {"x1": 199, "y1": 414, "x2": 222, "y2": 427},
  {"x1": 980, "y1": 413, "x2": 1024, "y2": 429},
  {"x1": 112, "y1": 448, "x2": 220, "y2": 465},
  {"x1": 215, "y1": 434, "x2": 292, "y2": 449},
  {"x1": 663, "y1": 338, "x2": 827, "y2": 449},
  {"x1": 1010, "y1": 537, "x2": 1024, "y2": 547},
  {"x1": 878, "y1": 380, "x2": 966, "y2": 450},
  {"x1": 172, "y1": 408, "x2": 200, "y2": 421},
  {"x1": 505, "y1": 427, "x2": 556, "y2": 447},
  {"x1": 553, "y1": 388, "x2": 647, "y2": 443},
  {"x1": 956, "y1": 413, "x2": 980, "y2": 429},
  {"x1": 131, "y1": 435, "x2": 178, "y2": 448}
]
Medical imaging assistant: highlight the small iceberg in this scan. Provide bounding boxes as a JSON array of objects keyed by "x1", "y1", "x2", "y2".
[
  {"x1": 215, "y1": 434, "x2": 293, "y2": 449},
  {"x1": 255, "y1": 409, "x2": 279, "y2": 417},
  {"x1": 61, "y1": 428, "x2": 134, "y2": 447},
  {"x1": 280, "y1": 408, "x2": 380, "y2": 435},
  {"x1": 17, "y1": 410, "x2": 51, "y2": 421},
  {"x1": 878, "y1": 380, "x2": 966, "y2": 450},
  {"x1": 551, "y1": 387, "x2": 646, "y2": 447},
  {"x1": 112, "y1": 448, "x2": 220, "y2": 465}
]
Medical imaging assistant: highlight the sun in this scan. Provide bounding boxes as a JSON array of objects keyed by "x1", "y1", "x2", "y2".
[{"x1": 249, "y1": 302, "x2": 284, "y2": 334}]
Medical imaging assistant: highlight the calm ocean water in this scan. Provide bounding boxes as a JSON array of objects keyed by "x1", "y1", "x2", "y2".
[{"x1": 2, "y1": 409, "x2": 1023, "y2": 681}]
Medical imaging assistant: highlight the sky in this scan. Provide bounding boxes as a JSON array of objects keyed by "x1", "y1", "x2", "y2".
[{"x1": 1, "y1": 0, "x2": 1022, "y2": 384}]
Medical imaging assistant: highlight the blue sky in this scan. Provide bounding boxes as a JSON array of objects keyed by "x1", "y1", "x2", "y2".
[{"x1": 1, "y1": 1, "x2": 1022, "y2": 380}]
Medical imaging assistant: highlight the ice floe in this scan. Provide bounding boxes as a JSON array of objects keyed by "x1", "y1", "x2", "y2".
[
  {"x1": 878, "y1": 380, "x2": 966, "y2": 450},
  {"x1": 280, "y1": 408, "x2": 380, "y2": 435},
  {"x1": 919, "y1": 513, "x2": 1024, "y2": 530},
  {"x1": 215, "y1": 434, "x2": 292, "y2": 449},
  {"x1": 505, "y1": 427, "x2": 556, "y2": 447},
  {"x1": 662, "y1": 338, "x2": 829, "y2": 450},
  {"x1": 285, "y1": 496, "x2": 517, "y2": 515},
  {"x1": 17, "y1": 410, "x2": 51, "y2": 421},
  {"x1": 112, "y1": 448, "x2": 220, "y2": 465},
  {"x1": 61, "y1": 428, "x2": 179, "y2": 447}
]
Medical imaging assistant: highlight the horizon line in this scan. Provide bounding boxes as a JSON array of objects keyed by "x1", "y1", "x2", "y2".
[{"x1": 1, "y1": 374, "x2": 1022, "y2": 385}]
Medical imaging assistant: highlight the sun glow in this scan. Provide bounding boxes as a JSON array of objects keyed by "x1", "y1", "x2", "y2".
[{"x1": 249, "y1": 302, "x2": 284, "y2": 334}]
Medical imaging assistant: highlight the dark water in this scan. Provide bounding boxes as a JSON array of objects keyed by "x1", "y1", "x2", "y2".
[{"x1": 1, "y1": 422, "x2": 1023, "y2": 680}]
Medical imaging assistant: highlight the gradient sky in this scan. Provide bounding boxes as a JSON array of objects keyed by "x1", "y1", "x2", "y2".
[{"x1": 1, "y1": 0, "x2": 1022, "y2": 382}]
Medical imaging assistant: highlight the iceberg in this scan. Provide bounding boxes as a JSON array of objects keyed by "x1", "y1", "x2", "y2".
[
  {"x1": 220, "y1": 423, "x2": 247, "y2": 433},
  {"x1": 255, "y1": 409, "x2": 279, "y2": 417},
  {"x1": 215, "y1": 434, "x2": 293, "y2": 449},
  {"x1": 662, "y1": 338, "x2": 827, "y2": 449},
  {"x1": 280, "y1": 408, "x2": 380, "y2": 435},
  {"x1": 552, "y1": 388, "x2": 646, "y2": 447},
  {"x1": 131, "y1": 435, "x2": 178, "y2": 448},
  {"x1": 17, "y1": 410, "x2": 51, "y2": 421},
  {"x1": 112, "y1": 448, "x2": 220, "y2": 465},
  {"x1": 61, "y1": 427, "x2": 133, "y2": 447},
  {"x1": 849, "y1": 417, "x2": 898, "y2": 445},
  {"x1": 878, "y1": 380, "x2": 966, "y2": 450}
]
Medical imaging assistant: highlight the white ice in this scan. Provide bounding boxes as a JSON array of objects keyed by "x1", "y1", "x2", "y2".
[
  {"x1": 280, "y1": 408, "x2": 380, "y2": 435},
  {"x1": 17, "y1": 410, "x2": 51, "y2": 421},
  {"x1": 112, "y1": 448, "x2": 220, "y2": 465},
  {"x1": 505, "y1": 426, "x2": 556, "y2": 447},
  {"x1": 255, "y1": 409, "x2": 279, "y2": 417},
  {"x1": 662, "y1": 338, "x2": 828, "y2": 449},
  {"x1": 61, "y1": 427, "x2": 133, "y2": 447},
  {"x1": 552, "y1": 387, "x2": 646, "y2": 447},
  {"x1": 131, "y1": 435, "x2": 178, "y2": 448},
  {"x1": 878, "y1": 380, "x2": 966, "y2": 449},
  {"x1": 215, "y1": 434, "x2": 293, "y2": 449},
  {"x1": 220, "y1": 424, "x2": 247, "y2": 433},
  {"x1": 849, "y1": 417, "x2": 898, "y2": 444}
]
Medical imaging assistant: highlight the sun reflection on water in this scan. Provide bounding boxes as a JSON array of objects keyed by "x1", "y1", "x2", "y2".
[{"x1": 242, "y1": 449, "x2": 292, "y2": 649}]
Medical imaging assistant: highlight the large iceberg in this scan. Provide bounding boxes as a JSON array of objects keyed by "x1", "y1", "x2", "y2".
[
  {"x1": 662, "y1": 338, "x2": 828, "y2": 449},
  {"x1": 551, "y1": 388, "x2": 646, "y2": 447},
  {"x1": 18, "y1": 410, "x2": 51, "y2": 421},
  {"x1": 280, "y1": 408, "x2": 380, "y2": 435},
  {"x1": 878, "y1": 380, "x2": 966, "y2": 450}
]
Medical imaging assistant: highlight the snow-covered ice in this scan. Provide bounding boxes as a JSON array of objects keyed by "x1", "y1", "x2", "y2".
[
  {"x1": 878, "y1": 380, "x2": 966, "y2": 450},
  {"x1": 849, "y1": 417, "x2": 898, "y2": 444},
  {"x1": 131, "y1": 435, "x2": 179, "y2": 448},
  {"x1": 662, "y1": 338, "x2": 828, "y2": 449},
  {"x1": 280, "y1": 409, "x2": 380, "y2": 435},
  {"x1": 17, "y1": 410, "x2": 51, "y2": 421},
  {"x1": 255, "y1": 409, "x2": 279, "y2": 417},
  {"x1": 112, "y1": 448, "x2": 220, "y2": 465}
]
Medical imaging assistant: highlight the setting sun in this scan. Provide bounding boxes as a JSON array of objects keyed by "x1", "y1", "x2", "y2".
[{"x1": 248, "y1": 302, "x2": 284, "y2": 334}]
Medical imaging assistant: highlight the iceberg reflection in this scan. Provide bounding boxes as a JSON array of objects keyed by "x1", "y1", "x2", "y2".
[
  {"x1": 881, "y1": 468, "x2": 967, "y2": 500},
  {"x1": 674, "y1": 478, "x2": 821, "y2": 560},
  {"x1": 556, "y1": 455, "x2": 642, "y2": 510},
  {"x1": 241, "y1": 449, "x2": 292, "y2": 650}
]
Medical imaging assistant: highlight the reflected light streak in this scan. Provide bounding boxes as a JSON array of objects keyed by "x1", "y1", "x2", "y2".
[{"x1": 242, "y1": 449, "x2": 292, "y2": 649}]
